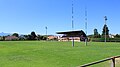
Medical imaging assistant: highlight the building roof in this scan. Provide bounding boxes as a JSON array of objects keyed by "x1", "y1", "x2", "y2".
[
  {"x1": 57, "y1": 30, "x2": 82, "y2": 34},
  {"x1": 56, "y1": 30, "x2": 86, "y2": 37},
  {"x1": 5, "y1": 36, "x2": 19, "y2": 40}
]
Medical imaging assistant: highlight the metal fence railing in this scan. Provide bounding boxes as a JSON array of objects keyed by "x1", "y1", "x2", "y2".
[{"x1": 80, "y1": 56, "x2": 120, "y2": 67}]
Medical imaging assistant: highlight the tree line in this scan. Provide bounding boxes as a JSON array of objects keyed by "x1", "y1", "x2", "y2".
[
  {"x1": 88, "y1": 24, "x2": 120, "y2": 42},
  {"x1": 0, "y1": 31, "x2": 47, "y2": 41}
]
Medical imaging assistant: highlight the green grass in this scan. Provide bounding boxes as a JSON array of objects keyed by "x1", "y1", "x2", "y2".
[{"x1": 0, "y1": 41, "x2": 120, "y2": 67}]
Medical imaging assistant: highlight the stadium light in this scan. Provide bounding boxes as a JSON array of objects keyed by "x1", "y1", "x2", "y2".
[{"x1": 104, "y1": 16, "x2": 107, "y2": 43}]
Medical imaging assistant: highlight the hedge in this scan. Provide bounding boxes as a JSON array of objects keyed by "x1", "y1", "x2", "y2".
[{"x1": 91, "y1": 38, "x2": 120, "y2": 42}]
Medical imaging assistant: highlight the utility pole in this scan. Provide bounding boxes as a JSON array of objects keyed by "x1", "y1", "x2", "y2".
[{"x1": 104, "y1": 16, "x2": 107, "y2": 43}]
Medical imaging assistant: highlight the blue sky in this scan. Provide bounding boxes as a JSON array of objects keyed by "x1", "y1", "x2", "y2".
[{"x1": 0, "y1": 0, "x2": 120, "y2": 35}]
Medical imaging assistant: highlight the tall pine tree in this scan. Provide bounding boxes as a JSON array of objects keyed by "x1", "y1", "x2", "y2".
[{"x1": 102, "y1": 24, "x2": 109, "y2": 38}]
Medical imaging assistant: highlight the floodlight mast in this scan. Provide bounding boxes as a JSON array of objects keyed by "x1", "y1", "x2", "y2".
[
  {"x1": 45, "y1": 26, "x2": 47, "y2": 36},
  {"x1": 104, "y1": 16, "x2": 107, "y2": 43},
  {"x1": 45, "y1": 26, "x2": 48, "y2": 40},
  {"x1": 72, "y1": 0, "x2": 74, "y2": 47},
  {"x1": 85, "y1": 6, "x2": 87, "y2": 46}
]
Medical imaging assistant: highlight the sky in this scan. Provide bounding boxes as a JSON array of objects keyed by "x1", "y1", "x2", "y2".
[{"x1": 0, "y1": 0, "x2": 120, "y2": 35}]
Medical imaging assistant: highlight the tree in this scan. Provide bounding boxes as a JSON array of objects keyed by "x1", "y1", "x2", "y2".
[
  {"x1": 115, "y1": 34, "x2": 120, "y2": 38},
  {"x1": 93, "y1": 28, "x2": 101, "y2": 38},
  {"x1": 19, "y1": 35, "x2": 26, "y2": 40},
  {"x1": 30, "y1": 31, "x2": 37, "y2": 40},
  {"x1": 12, "y1": 33, "x2": 19, "y2": 37},
  {"x1": 2, "y1": 36, "x2": 5, "y2": 41},
  {"x1": 102, "y1": 24, "x2": 109, "y2": 37},
  {"x1": 37, "y1": 35, "x2": 41, "y2": 40},
  {"x1": 94, "y1": 29, "x2": 98, "y2": 35},
  {"x1": 23, "y1": 35, "x2": 29, "y2": 40}
]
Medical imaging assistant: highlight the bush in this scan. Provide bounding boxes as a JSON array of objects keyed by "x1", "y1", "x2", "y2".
[
  {"x1": 109, "y1": 38, "x2": 120, "y2": 42},
  {"x1": 91, "y1": 38, "x2": 105, "y2": 42},
  {"x1": 91, "y1": 38, "x2": 120, "y2": 42}
]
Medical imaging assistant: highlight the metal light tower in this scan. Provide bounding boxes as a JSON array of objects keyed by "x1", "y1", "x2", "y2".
[
  {"x1": 85, "y1": 7, "x2": 87, "y2": 46},
  {"x1": 45, "y1": 26, "x2": 47, "y2": 36},
  {"x1": 45, "y1": 26, "x2": 48, "y2": 40},
  {"x1": 45, "y1": 26, "x2": 48, "y2": 36},
  {"x1": 72, "y1": 0, "x2": 74, "y2": 47},
  {"x1": 104, "y1": 16, "x2": 107, "y2": 42}
]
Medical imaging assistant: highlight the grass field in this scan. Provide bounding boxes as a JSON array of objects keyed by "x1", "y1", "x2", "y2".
[{"x1": 0, "y1": 41, "x2": 120, "y2": 67}]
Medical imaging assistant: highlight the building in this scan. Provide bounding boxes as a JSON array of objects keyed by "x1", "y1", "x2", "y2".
[
  {"x1": 47, "y1": 35, "x2": 58, "y2": 40},
  {"x1": 5, "y1": 36, "x2": 19, "y2": 41},
  {"x1": 109, "y1": 34, "x2": 115, "y2": 38},
  {"x1": 57, "y1": 30, "x2": 87, "y2": 42}
]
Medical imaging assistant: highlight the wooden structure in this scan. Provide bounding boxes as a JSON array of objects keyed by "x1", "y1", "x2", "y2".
[{"x1": 80, "y1": 56, "x2": 120, "y2": 67}]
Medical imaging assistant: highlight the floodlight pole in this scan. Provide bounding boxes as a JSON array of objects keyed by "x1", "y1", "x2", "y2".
[
  {"x1": 104, "y1": 16, "x2": 107, "y2": 43},
  {"x1": 45, "y1": 26, "x2": 48, "y2": 40},
  {"x1": 72, "y1": 0, "x2": 74, "y2": 47}
]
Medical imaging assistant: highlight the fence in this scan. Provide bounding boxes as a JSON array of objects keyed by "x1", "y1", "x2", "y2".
[
  {"x1": 80, "y1": 56, "x2": 120, "y2": 67},
  {"x1": 91, "y1": 38, "x2": 120, "y2": 42}
]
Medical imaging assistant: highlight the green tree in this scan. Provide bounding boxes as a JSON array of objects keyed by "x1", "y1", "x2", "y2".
[
  {"x1": 102, "y1": 24, "x2": 109, "y2": 37},
  {"x1": 37, "y1": 35, "x2": 40, "y2": 40},
  {"x1": 94, "y1": 29, "x2": 98, "y2": 35},
  {"x1": 30, "y1": 31, "x2": 37, "y2": 40},
  {"x1": 23, "y1": 35, "x2": 29, "y2": 40},
  {"x1": 42, "y1": 35, "x2": 47, "y2": 40},
  {"x1": 94, "y1": 28, "x2": 101, "y2": 38},
  {"x1": 2, "y1": 36, "x2": 5, "y2": 41},
  {"x1": 94, "y1": 29, "x2": 98, "y2": 36},
  {"x1": 12, "y1": 33, "x2": 19, "y2": 37},
  {"x1": 115, "y1": 34, "x2": 120, "y2": 38}
]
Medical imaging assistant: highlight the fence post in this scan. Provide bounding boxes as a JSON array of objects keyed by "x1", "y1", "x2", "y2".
[{"x1": 111, "y1": 57, "x2": 115, "y2": 67}]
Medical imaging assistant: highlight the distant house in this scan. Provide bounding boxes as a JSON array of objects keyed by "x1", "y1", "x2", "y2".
[
  {"x1": 47, "y1": 35, "x2": 58, "y2": 40},
  {"x1": 0, "y1": 37, "x2": 3, "y2": 40},
  {"x1": 109, "y1": 34, "x2": 115, "y2": 38},
  {"x1": 5, "y1": 36, "x2": 19, "y2": 41}
]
